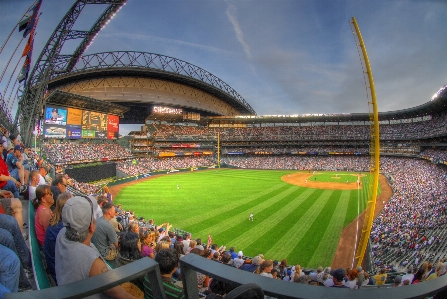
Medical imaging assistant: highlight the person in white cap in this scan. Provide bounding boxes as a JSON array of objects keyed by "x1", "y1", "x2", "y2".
[
  {"x1": 233, "y1": 251, "x2": 245, "y2": 268},
  {"x1": 55, "y1": 196, "x2": 136, "y2": 298}
]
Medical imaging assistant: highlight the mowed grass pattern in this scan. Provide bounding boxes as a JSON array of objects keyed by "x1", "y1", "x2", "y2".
[{"x1": 115, "y1": 169, "x2": 369, "y2": 267}]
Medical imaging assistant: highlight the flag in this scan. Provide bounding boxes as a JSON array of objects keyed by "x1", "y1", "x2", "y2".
[
  {"x1": 19, "y1": 11, "x2": 40, "y2": 84},
  {"x1": 18, "y1": 55, "x2": 31, "y2": 83},
  {"x1": 18, "y1": 16, "x2": 31, "y2": 32},
  {"x1": 20, "y1": 0, "x2": 42, "y2": 38},
  {"x1": 207, "y1": 234, "x2": 212, "y2": 247}
]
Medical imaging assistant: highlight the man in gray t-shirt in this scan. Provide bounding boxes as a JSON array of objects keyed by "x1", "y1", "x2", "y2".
[
  {"x1": 56, "y1": 196, "x2": 134, "y2": 298},
  {"x1": 91, "y1": 202, "x2": 118, "y2": 260}
]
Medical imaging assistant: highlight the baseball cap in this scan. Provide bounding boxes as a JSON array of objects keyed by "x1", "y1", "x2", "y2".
[
  {"x1": 238, "y1": 251, "x2": 243, "y2": 257},
  {"x1": 330, "y1": 268, "x2": 347, "y2": 281},
  {"x1": 62, "y1": 196, "x2": 94, "y2": 233},
  {"x1": 14, "y1": 145, "x2": 22, "y2": 152}
]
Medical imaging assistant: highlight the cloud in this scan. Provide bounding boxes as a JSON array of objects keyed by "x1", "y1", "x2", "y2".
[
  {"x1": 100, "y1": 32, "x2": 238, "y2": 57},
  {"x1": 225, "y1": 1, "x2": 252, "y2": 60}
]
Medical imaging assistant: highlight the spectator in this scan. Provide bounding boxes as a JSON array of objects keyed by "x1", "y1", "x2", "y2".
[
  {"x1": 330, "y1": 268, "x2": 349, "y2": 288},
  {"x1": 0, "y1": 157, "x2": 21, "y2": 198},
  {"x1": 373, "y1": 268, "x2": 387, "y2": 285},
  {"x1": 55, "y1": 196, "x2": 136, "y2": 298},
  {"x1": 32, "y1": 185, "x2": 54, "y2": 246},
  {"x1": 91, "y1": 202, "x2": 119, "y2": 261},
  {"x1": 240, "y1": 255, "x2": 264, "y2": 273},
  {"x1": 43, "y1": 192, "x2": 72, "y2": 284},
  {"x1": 5, "y1": 145, "x2": 28, "y2": 194},
  {"x1": 145, "y1": 248, "x2": 184, "y2": 299},
  {"x1": 392, "y1": 276, "x2": 402, "y2": 287},
  {"x1": 115, "y1": 232, "x2": 142, "y2": 267},
  {"x1": 140, "y1": 231, "x2": 155, "y2": 259},
  {"x1": 233, "y1": 251, "x2": 245, "y2": 269},
  {"x1": 256, "y1": 260, "x2": 274, "y2": 278},
  {"x1": 0, "y1": 190, "x2": 24, "y2": 233},
  {"x1": 0, "y1": 244, "x2": 20, "y2": 296},
  {"x1": 50, "y1": 174, "x2": 68, "y2": 204}
]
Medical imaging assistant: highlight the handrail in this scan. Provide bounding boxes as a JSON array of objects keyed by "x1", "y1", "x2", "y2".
[
  {"x1": 5, "y1": 257, "x2": 166, "y2": 299},
  {"x1": 179, "y1": 253, "x2": 447, "y2": 299}
]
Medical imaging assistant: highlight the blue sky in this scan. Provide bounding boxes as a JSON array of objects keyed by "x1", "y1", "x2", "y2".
[{"x1": 1, "y1": 0, "x2": 447, "y2": 135}]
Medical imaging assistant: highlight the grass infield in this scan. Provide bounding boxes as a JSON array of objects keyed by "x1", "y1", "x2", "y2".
[{"x1": 115, "y1": 169, "x2": 372, "y2": 267}]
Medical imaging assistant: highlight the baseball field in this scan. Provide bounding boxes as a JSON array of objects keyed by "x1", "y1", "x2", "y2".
[{"x1": 113, "y1": 168, "x2": 375, "y2": 268}]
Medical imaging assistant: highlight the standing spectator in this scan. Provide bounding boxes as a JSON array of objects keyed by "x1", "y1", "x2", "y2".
[
  {"x1": 1, "y1": 130, "x2": 12, "y2": 161},
  {"x1": 91, "y1": 202, "x2": 119, "y2": 261}
]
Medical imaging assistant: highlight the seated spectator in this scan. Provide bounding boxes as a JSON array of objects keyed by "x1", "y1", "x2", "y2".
[
  {"x1": 145, "y1": 248, "x2": 184, "y2": 299},
  {"x1": 412, "y1": 268, "x2": 425, "y2": 284},
  {"x1": 128, "y1": 222, "x2": 140, "y2": 235},
  {"x1": 233, "y1": 251, "x2": 245, "y2": 268},
  {"x1": 116, "y1": 232, "x2": 142, "y2": 267},
  {"x1": 0, "y1": 157, "x2": 21, "y2": 198},
  {"x1": 401, "y1": 266, "x2": 414, "y2": 285},
  {"x1": 0, "y1": 190, "x2": 24, "y2": 232},
  {"x1": 94, "y1": 195, "x2": 108, "y2": 219},
  {"x1": 43, "y1": 192, "x2": 72, "y2": 284},
  {"x1": 185, "y1": 239, "x2": 197, "y2": 254},
  {"x1": 109, "y1": 207, "x2": 123, "y2": 233},
  {"x1": 55, "y1": 196, "x2": 136, "y2": 298},
  {"x1": 240, "y1": 255, "x2": 263, "y2": 273},
  {"x1": 91, "y1": 202, "x2": 119, "y2": 261},
  {"x1": 0, "y1": 214, "x2": 32, "y2": 290},
  {"x1": 330, "y1": 268, "x2": 349, "y2": 288},
  {"x1": 28, "y1": 170, "x2": 39, "y2": 201},
  {"x1": 5, "y1": 145, "x2": 28, "y2": 194},
  {"x1": 373, "y1": 268, "x2": 387, "y2": 285},
  {"x1": 50, "y1": 174, "x2": 68, "y2": 204},
  {"x1": 256, "y1": 260, "x2": 274, "y2": 278},
  {"x1": 173, "y1": 241, "x2": 185, "y2": 259},
  {"x1": 140, "y1": 231, "x2": 155, "y2": 259},
  {"x1": 32, "y1": 185, "x2": 54, "y2": 247},
  {"x1": 0, "y1": 244, "x2": 20, "y2": 296},
  {"x1": 38, "y1": 166, "x2": 49, "y2": 186},
  {"x1": 102, "y1": 185, "x2": 112, "y2": 203},
  {"x1": 344, "y1": 269, "x2": 358, "y2": 289}
]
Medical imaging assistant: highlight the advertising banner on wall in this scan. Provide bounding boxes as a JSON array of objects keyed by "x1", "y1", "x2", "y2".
[
  {"x1": 44, "y1": 125, "x2": 66, "y2": 138},
  {"x1": 66, "y1": 125, "x2": 81, "y2": 139},
  {"x1": 107, "y1": 115, "x2": 119, "y2": 132},
  {"x1": 81, "y1": 130, "x2": 95, "y2": 138},
  {"x1": 107, "y1": 131, "x2": 118, "y2": 140},
  {"x1": 67, "y1": 108, "x2": 83, "y2": 125}
]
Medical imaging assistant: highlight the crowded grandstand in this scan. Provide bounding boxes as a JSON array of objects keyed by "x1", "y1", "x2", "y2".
[{"x1": 2, "y1": 0, "x2": 447, "y2": 298}]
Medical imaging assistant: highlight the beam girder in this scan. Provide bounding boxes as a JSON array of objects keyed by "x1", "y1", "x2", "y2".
[{"x1": 16, "y1": 0, "x2": 127, "y2": 146}]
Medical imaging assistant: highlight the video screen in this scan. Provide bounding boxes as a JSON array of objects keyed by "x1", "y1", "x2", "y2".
[{"x1": 44, "y1": 106, "x2": 67, "y2": 126}]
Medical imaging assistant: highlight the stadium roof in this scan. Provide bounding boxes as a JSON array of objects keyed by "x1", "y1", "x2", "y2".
[
  {"x1": 47, "y1": 51, "x2": 256, "y2": 116},
  {"x1": 45, "y1": 90, "x2": 129, "y2": 117}
]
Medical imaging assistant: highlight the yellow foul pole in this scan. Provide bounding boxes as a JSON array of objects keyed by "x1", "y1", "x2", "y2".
[{"x1": 351, "y1": 17, "x2": 380, "y2": 267}]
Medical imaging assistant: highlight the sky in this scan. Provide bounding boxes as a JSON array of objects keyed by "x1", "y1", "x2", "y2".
[{"x1": 1, "y1": 0, "x2": 447, "y2": 135}]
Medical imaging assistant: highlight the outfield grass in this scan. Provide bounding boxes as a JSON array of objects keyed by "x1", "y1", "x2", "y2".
[{"x1": 115, "y1": 169, "x2": 370, "y2": 267}]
